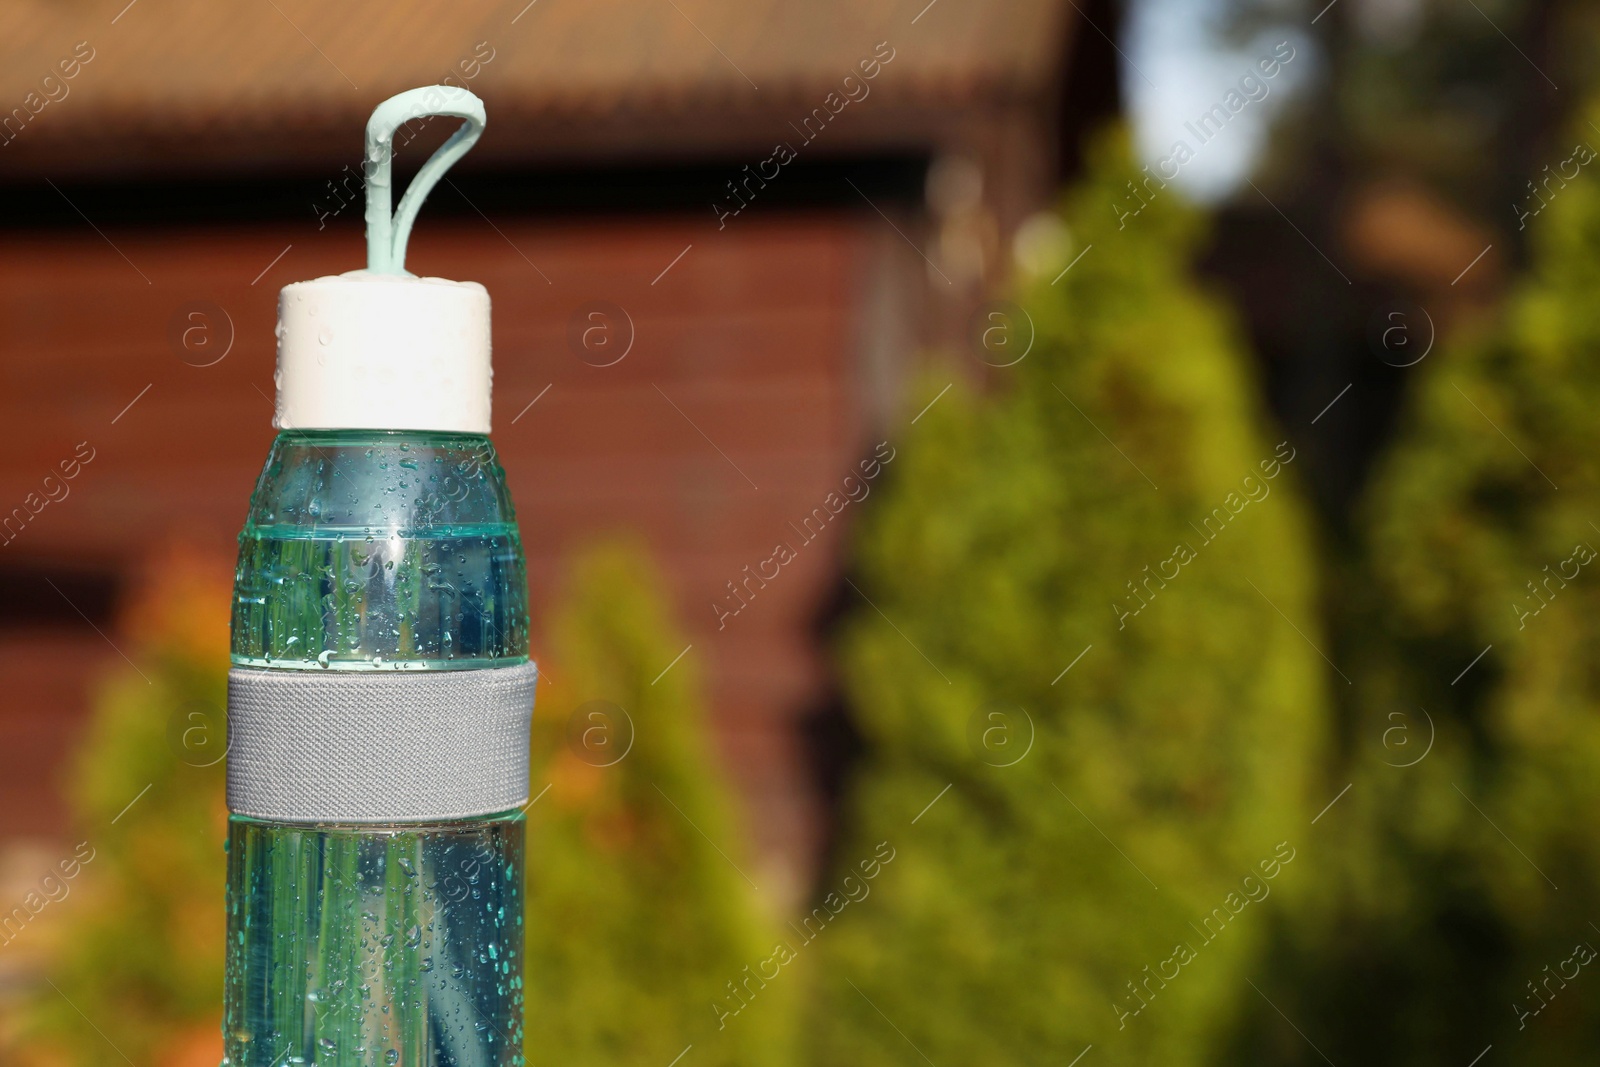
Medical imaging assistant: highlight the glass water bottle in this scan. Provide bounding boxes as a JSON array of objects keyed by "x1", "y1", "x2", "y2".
[
  {"x1": 222, "y1": 85, "x2": 531, "y2": 1066},
  {"x1": 224, "y1": 430, "x2": 530, "y2": 1066}
]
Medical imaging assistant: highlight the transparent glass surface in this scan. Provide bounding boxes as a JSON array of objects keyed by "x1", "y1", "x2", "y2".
[
  {"x1": 224, "y1": 815, "x2": 525, "y2": 1067},
  {"x1": 224, "y1": 430, "x2": 529, "y2": 1066},
  {"x1": 231, "y1": 431, "x2": 529, "y2": 671}
]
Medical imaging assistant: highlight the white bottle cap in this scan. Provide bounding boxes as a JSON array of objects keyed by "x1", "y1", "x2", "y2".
[
  {"x1": 275, "y1": 271, "x2": 492, "y2": 433},
  {"x1": 273, "y1": 86, "x2": 493, "y2": 434}
]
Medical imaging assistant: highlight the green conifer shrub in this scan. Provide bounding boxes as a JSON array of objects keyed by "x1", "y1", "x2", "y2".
[
  {"x1": 803, "y1": 130, "x2": 1331, "y2": 1066},
  {"x1": 524, "y1": 542, "x2": 794, "y2": 1067},
  {"x1": 1258, "y1": 106, "x2": 1600, "y2": 1064}
]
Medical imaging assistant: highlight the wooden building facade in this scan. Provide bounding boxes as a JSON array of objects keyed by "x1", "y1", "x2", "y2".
[{"x1": 0, "y1": 0, "x2": 1098, "y2": 912}]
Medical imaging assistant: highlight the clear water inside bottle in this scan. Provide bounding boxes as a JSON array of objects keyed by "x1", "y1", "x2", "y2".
[
  {"x1": 225, "y1": 815, "x2": 524, "y2": 1067},
  {"x1": 224, "y1": 432, "x2": 529, "y2": 1066}
]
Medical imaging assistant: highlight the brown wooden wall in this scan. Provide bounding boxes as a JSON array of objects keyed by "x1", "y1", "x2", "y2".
[{"x1": 0, "y1": 211, "x2": 883, "y2": 901}]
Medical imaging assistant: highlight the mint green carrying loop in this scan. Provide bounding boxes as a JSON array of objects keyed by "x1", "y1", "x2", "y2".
[{"x1": 364, "y1": 86, "x2": 487, "y2": 275}]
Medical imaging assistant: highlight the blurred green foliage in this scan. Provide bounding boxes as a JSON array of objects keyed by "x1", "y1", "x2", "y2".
[
  {"x1": 16, "y1": 555, "x2": 231, "y2": 1067},
  {"x1": 801, "y1": 129, "x2": 1330, "y2": 1066},
  {"x1": 524, "y1": 543, "x2": 793, "y2": 1067},
  {"x1": 1247, "y1": 101, "x2": 1600, "y2": 1064}
]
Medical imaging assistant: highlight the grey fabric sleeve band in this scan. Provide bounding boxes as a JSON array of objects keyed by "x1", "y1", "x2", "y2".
[{"x1": 227, "y1": 662, "x2": 537, "y2": 824}]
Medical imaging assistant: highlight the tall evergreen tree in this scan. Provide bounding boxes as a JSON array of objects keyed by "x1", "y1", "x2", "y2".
[
  {"x1": 524, "y1": 543, "x2": 794, "y2": 1067},
  {"x1": 1251, "y1": 100, "x2": 1600, "y2": 1064},
  {"x1": 804, "y1": 131, "x2": 1331, "y2": 1066}
]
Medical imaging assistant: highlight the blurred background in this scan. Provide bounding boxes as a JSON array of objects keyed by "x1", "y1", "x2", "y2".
[{"x1": 2, "y1": 0, "x2": 1600, "y2": 1063}]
